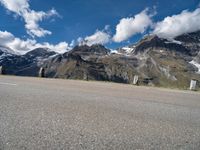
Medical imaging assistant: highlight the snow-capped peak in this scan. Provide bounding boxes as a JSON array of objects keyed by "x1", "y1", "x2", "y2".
[
  {"x1": 121, "y1": 46, "x2": 135, "y2": 54},
  {"x1": 0, "y1": 45, "x2": 20, "y2": 55}
]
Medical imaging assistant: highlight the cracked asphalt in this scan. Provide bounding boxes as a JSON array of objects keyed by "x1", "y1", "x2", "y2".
[{"x1": 0, "y1": 75, "x2": 200, "y2": 150}]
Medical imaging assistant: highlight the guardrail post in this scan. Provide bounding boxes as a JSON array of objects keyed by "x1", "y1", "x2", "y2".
[
  {"x1": 39, "y1": 67, "x2": 45, "y2": 78},
  {"x1": 0, "y1": 66, "x2": 4, "y2": 75},
  {"x1": 133, "y1": 75, "x2": 139, "y2": 85},
  {"x1": 190, "y1": 79, "x2": 197, "y2": 91}
]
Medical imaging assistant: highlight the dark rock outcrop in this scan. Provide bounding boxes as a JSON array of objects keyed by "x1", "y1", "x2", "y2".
[{"x1": 0, "y1": 48, "x2": 56, "y2": 76}]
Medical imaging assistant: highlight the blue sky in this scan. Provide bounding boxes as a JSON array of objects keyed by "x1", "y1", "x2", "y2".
[{"x1": 0, "y1": 0, "x2": 200, "y2": 53}]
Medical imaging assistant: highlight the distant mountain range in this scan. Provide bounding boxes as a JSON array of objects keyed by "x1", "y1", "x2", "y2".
[
  {"x1": 0, "y1": 47, "x2": 56, "y2": 76},
  {"x1": 1, "y1": 31, "x2": 200, "y2": 89}
]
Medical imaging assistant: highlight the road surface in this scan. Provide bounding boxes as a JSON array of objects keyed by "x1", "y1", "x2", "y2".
[{"x1": 0, "y1": 75, "x2": 200, "y2": 149}]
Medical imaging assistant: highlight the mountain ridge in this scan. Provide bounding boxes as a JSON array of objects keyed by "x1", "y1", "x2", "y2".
[{"x1": 0, "y1": 31, "x2": 200, "y2": 89}]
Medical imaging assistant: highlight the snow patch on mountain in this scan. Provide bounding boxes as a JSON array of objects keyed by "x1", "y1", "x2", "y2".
[
  {"x1": 165, "y1": 40, "x2": 182, "y2": 45},
  {"x1": 190, "y1": 60, "x2": 200, "y2": 74},
  {"x1": 121, "y1": 46, "x2": 135, "y2": 53},
  {"x1": 0, "y1": 45, "x2": 20, "y2": 55},
  {"x1": 110, "y1": 49, "x2": 121, "y2": 54}
]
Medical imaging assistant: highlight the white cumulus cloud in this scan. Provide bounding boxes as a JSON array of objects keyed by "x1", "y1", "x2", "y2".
[
  {"x1": 0, "y1": 30, "x2": 71, "y2": 54},
  {"x1": 153, "y1": 8, "x2": 200, "y2": 39},
  {"x1": 113, "y1": 9, "x2": 153, "y2": 42},
  {"x1": 84, "y1": 30, "x2": 110, "y2": 46},
  {"x1": 78, "y1": 26, "x2": 111, "y2": 46},
  {"x1": 0, "y1": 30, "x2": 15, "y2": 45},
  {"x1": 38, "y1": 42, "x2": 70, "y2": 54},
  {"x1": 0, "y1": 0, "x2": 59, "y2": 38}
]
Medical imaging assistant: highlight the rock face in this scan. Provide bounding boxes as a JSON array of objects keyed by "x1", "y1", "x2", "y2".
[
  {"x1": 44, "y1": 45, "x2": 124, "y2": 82},
  {"x1": 0, "y1": 48, "x2": 56, "y2": 76},
  {"x1": 43, "y1": 31, "x2": 200, "y2": 89},
  {"x1": 1, "y1": 31, "x2": 200, "y2": 89}
]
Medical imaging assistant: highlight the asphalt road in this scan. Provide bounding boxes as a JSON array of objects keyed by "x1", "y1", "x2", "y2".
[{"x1": 0, "y1": 75, "x2": 200, "y2": 150}]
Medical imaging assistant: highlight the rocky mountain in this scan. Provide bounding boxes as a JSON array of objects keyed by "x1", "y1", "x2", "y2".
[
  {"x1": 115, "y1": 32, "x2": 200, "y2": 88},
  {"x1": 1, "y1": 31, "x2": 200, "y2": 90},
  {"x1": 0, "y1": 45, "x2": 20, "y2": 56},
  {"x1": 42, "y1": 31, "x2": 200, "y2": 89},
  {"x1": 0, "y1": 48, "x2": 56, "y2": 76}
]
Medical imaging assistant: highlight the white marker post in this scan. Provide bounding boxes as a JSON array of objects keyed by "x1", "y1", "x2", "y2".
[
  {"x1": 39, "y1": 67, "x2": 45, "y2": 78},
  {"x1": 133, "y1": 75, "x2": 139, "y2": 85},
  {"x1": 0, "y1": 66, "x2": 2, "y2": 75},
  {"x1": 83, "y1": 72, "x2": 88, "y2": 81},
  {"x1": 190, "y1": 80, "x2": 197, "y2": 91}
]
